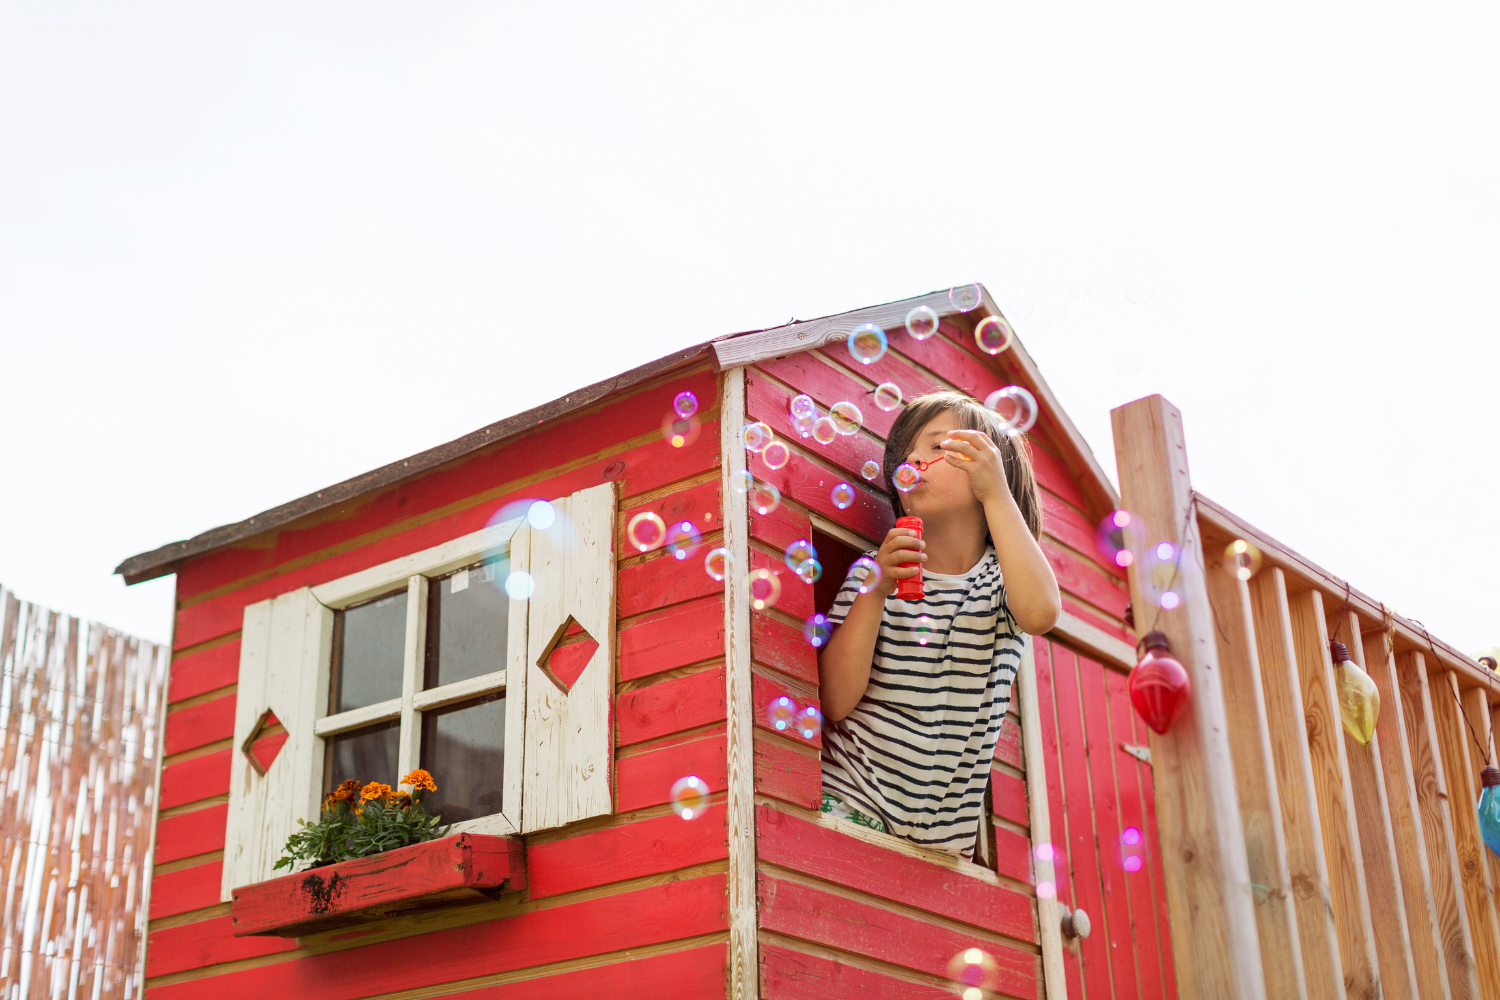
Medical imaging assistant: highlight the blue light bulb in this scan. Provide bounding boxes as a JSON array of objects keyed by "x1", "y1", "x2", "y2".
[{"x1": 1480, "y1": 767, "x2": 1500, "y2": 861}]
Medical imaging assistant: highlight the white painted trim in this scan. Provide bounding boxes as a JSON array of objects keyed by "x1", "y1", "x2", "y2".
[
  {"x1": 396, "y1": 574, "x2": 427, "y2": 779},
  {"x1": 413, "y1": 670, "x2": 507, "y2": 712},
  {"x1": 311, "y1": 519, "x2": 523, "y2": 608},
  {"x1": 807, "y1": 511, "x2": 877, "y2": 551},
  {"x1": 1048, "y1": 610, "x2": 1136, "y2": 669},
  {"x1": 710, "y1": 290, "x2": 952, "y2": 371},
  {"x1": 1018, "y1": 639, "x2": 1068, "y2": 999},
  {"x1": 501, "y1": 526, "x2": 530, "y2": 837},
  {"x1": 314, "y1": 697, "x2": 401, "y2": 738},
  {"x1": 449, "y1": 811, "x2": 519, "y2": 838},
  {"x1": 811, "y1": 810, "x2": 1006, "y2": 885}
]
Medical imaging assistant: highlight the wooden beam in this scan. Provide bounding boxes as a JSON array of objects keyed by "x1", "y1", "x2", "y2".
[
  {"x1": 1110, "y1": 394, "x2": 1266, "y2": 1000},
  {"x1": 1458, "y1": 684, "x2": 1500, "y2": 910},
  {"x1": 1049, "y1": 609, "x2": 1136, "y2": 670},
  {"x1": 1397, "y1": 650, "x2": 1482, "y2": 998},
  {"x1": 1017, "y1": 640, "x2": 1069, "y2": 1000},
  {"x1": 1360, "y1": 626, "x2": 1454, "y2": 1000},
  {"x1": 1247, "y1": 569, "x2": 1345, "y2": 999}
]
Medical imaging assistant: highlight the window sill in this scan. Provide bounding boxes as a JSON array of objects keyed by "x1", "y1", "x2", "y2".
[{"x1": 229, "y1": 832, "x2": 526, "y2": 938}]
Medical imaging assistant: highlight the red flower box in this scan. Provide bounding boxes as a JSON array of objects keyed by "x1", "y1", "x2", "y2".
[{"x1": 229, "y1": 833, "x2": 525, "y2": 938}]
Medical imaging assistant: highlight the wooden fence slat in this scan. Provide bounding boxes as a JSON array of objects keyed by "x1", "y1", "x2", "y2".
[
  {"x1": 1032, "y1": 640, "x2": 1086, "y2": 995},
  {"x1": 1458, "y1": 685, "x2": 1500, "y2": 921},
  {"x1": 1397, "y1": 650, "x2": 1482, "y2": 998}
]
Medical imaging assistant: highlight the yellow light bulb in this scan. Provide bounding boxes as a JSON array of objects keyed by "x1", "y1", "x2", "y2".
[{"x1": 1333, "y1": 644, "x2": 1380, "y2": 745}]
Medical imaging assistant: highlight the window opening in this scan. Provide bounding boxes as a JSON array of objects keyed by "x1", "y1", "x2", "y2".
[
  {"x1": 419, "y1": 692, "x2": 505, "y2": 823},
  {"x1": 330, "y1": 589, "x2": 407, "y2": 713},
  {"x1": 811, "y1": 527, "x2": 861, "y2": 616},
  {"x1": 323, "y1": 718, "x2": 400, "y2": 795},
  {"x1": 424, "y1": 558, "x2": 509, "y2": 689}
]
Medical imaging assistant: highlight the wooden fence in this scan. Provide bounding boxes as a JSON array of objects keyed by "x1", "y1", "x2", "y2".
[
  {"x1": 0, "y1": 586, "x2": 169, "y2": 1000},
  {"x1": 1113, "y1": 395, "x2": 1500, "y2": 1000}
]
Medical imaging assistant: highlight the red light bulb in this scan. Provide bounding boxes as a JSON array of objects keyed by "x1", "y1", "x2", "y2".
[{"x1": 1130, "y1": 631, "x2": 1191, "y2": 734}]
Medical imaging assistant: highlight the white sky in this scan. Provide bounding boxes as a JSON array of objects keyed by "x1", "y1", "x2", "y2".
[{"x1": 2, "y1": 3, "x2": 1495, "y2": 655}]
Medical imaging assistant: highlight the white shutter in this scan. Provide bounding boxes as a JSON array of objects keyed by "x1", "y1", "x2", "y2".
[
  {"x1": 221, "y1": 587, "x2": 333, "y2": 899},
  {"x1": 520, "y1": 482, "x2": 617, "y2": 832}
]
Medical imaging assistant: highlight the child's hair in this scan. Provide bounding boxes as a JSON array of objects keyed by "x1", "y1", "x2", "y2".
[{"x1": 882, "y1": 390, "x2": 1044, "y2": 541}]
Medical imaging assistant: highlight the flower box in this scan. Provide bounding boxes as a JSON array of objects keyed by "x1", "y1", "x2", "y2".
[{"x1": 229, "y1": 832, "x2": 526, "y2": 938}]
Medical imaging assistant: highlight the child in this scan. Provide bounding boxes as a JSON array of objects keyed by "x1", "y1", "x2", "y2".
[{"x1": 818, "y1": 390, "x2": 1061, "y2": 859}]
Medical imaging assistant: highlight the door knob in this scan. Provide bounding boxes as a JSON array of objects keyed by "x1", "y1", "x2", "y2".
[{"x1": 1059, "y1": 904, "x2": 1091, "y2": 939}]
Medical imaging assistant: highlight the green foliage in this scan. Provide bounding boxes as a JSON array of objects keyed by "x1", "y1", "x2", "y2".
[{"x1": 273, "y1": 779, "x2": 447, "y2": 873}]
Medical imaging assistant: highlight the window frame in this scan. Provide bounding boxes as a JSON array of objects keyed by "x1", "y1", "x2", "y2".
[{"x1": 308, "y1": 517, "x2": 527, "y2": 838}]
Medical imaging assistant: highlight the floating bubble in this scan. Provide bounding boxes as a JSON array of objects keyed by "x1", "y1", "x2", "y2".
[
  {"x1": 751, "y1": 482, "x2": 781, "y2": 516},
  {"x1": 504, "y1": 570, "x2": 534, "y2": 600},
  {"x1": 1042, "y1": 300, "x2": 1069, "y2": 328},
  {"x1": 1159, "y1": 591, "x2": 1180, "y2": 610},
  {"x1": 704, "y1": 546, "x2": 731, "y2": 581},
  {"x1": 830, "y1": 400, "x2": 863, "y2": 435},
  {"x1": 673, "y1": 390, "x2": 699, "y2": 419},
  {"x1": 790, "y1": 393, "x2": 817, "y2": 420},
  {"x1": 1035, "y1": 880, "x2": 1057, "y2": 900},
  {"x1": 661, "y1": 412, "x2": 700, "y2": 449},
  {"x1": 730, "y1": 469, "x2": 754, "y2": 494},
  {"x1": 894, "y1": 462, "x2": 920, "y2": 493},
  {"x1": 792, "y1": 410, "x2": 817, "y2": 438},
  {"x1": 1125, "y1": 274, "x2": 1156, "y2": 305},
  {"x1": 1113, "y1": 347, "x2": 1146, "y2": 376},
  {"x1": 830, "y1": 482, "x2": 855, "y2": 510},
  {"x1": 748, "y1": 568, "x2": 782, "y2": 610},
  {"x1": 670, "y1": 775, "x2": 709, "y2": 820},
  {"x1": 973, "y1": 315, "x2": 1014, "y2": 355},
  {"x1": 873, "y1": 382, "x2": 903, "y2": 412},
  {"x1": 1121, "y1": 827, "x2": 1141, "y2": 846},
  {"x1": 527, "y1": 500, "x2": 556, "y2": 530},
  {"x1": 947, "y1": 948, "x2": 1000, "y2": 994},
  {"x1": 784, "y1": 539, "x2": 818, "y2": 571},
  {"x1": 915, "y1": 615, "x2": 935, "y2": 646},
  {"x1": 1155, "y1": 541, "x2": 1176, "y2": 562},
  {"x1": 766, "y1": 694, "x2": 797, "y2": 730},
  {"x1": 795, "y1": 558, "x2": 823, "y2": 584},
  {"x1": 849, "y1": 556, "x2": 883, "y2": 594},
  {"x1": 812, "y1": 416, "x2": 838, "y2": 445},
  {"x1": 905, "y1": 304, "x2": 940, "y2": 340},
  {"x1": 626, "y1": 511, "x2": 666, "y2": 552},
  {"x1": 1010, "y1": 291, "x2": 1036, "y2": 318},
  {"x1": 742, "y1": 422, "x2": 774, "y2": 452},
  {"x1": 1069, "y1": 277, "x2": 1091, "y2": 300},
  {"x1": 983, "y1": 385, "x2": 1038, "y2": 436},
  {"x1": 1225, "y1": 539, "x2": 1262, "y2": 581},
  {"x1": 1124, "y1": 855, "x2": 1144, "y2": 872},
  {"x1": 860, "y1": 459, "x2": 881, "y2": 481},
  {"x1": 1095, "y1": 510, "x2": 1142, "y2": 569},
  {"x1": 847, "y1": 323, "x2": 888, "y2": 364},
  {"x1": 949, "y1": 284, "x2": 982, "y2": 312},
  {"x1": 802, "y1": 614, "x2": 831, "y2": 648},
  {"x1": 1142, "y1": 541, "x2": 1190, "y2": 610},
  {"x1": 795, "y1": 704, "x2": 822, "y2": 740},
  {"x1": 1033, "y1": 842, "x2": 1056, "y2": 863},
  {"x1": 665, "y1": 521, "x2": 701, "y2": 561},
  {"x1": 761, "y1": 440, "x2": 790, "y2": 470}
]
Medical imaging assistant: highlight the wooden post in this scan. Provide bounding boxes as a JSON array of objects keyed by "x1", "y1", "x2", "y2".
[{"x1": 1111, "y1": 395, "x2": 1266, "y2": 1000}]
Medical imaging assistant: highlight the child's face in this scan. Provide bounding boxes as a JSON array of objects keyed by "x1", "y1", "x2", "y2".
[{"x1": 899, "y1": 411, "x2": 984, "y2": 521}]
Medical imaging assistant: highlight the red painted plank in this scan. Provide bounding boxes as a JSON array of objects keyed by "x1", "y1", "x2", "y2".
[
  {"x1": 150, "y1": 861, "x2": 223, "y2": 921},
  {"x1": 155, "y1": 804, "x2": 228, "y2": 865},
  {"x1": 1108, "y1": 667, "x2": 1167, "y2": 1000},
  {"x1": 745, "y1": 368, "x2": 887, "y2": 497},
  {"x1": 173, "y1": 421, "x2": 721, "y2": 650},
  {"x1": 1026, "y1": 440, "x2": 1091, "y2": 515},
  {"x1": 886, "y1": 319, "x2": 1009, "y2": 410},
  {"x1": 1041, "y1": 491, "x2": 1125, "y2": 583},
  {"x1": 761, "y1": 942, "x2": 955, "y2": 1000},
  {"x1": 169, "y1": 640, "x2": 241, "y2": 704},
  {"x1": 753, "y1": 739, "x2": 821, "y2": 810},
  {"x1": 752, "y1": 673, "x2": 821, "y2": 749},
  {"x1": 1131, "y1": 676, "x2": 1180, "y2": 1000},
  {"x1": 749, "y1": 497, "x2": 811, "y2": 560},
  {"x1": 163, "y1": 694, "x2": 236, "y2": 757},
  {"x1": 617, "y1": 667, "x2": 727, "y2": 747},
  {"x1": 749, "y1": 549, "x2": 813, "y2": 621},
  {"x1": 618, "y1": 550, "x2": 724, "y2": 620},
  {"x1": 615, "y1": 735, "x2": 728, "y2": 814},
  {"x1": 751, "y1": 612, "x2": 818, "y2": 686},
  {"x1": 753, "y1": 354, "x2": 899, "y2": 441},
  {"x1": 1044, "y1": 540, "x2": 1129, "y2": 620},
  {"x1": 993, "y1": 717, "x2": 1023, "y2": 771},
  {"x1": 994, "y1": 824, "x2": 1032, "y2": 885},
  {"x1": 619, "y1": 597, "x2": 724, "y2": 682},
  {"x1": 758, "y1": 875, "x2": 1038, "y2": 1000},
  {"x1": 756, "y1": 806, "x2": 1034, "y2": 942},
  {"x1": 145, "y1": 874, "x2": 729, "y2": 1000},
  {"x1": 817, "y1": 339, "x2": 948, "y2": 417},
  {"x1": 990, "y1": 769, "x2": 1028, "y2": 829},
  {"x1": 619, "y1": 479, "x2": 724, "y2": 557},
  {"x1": 528, "y1": 805, "x2": 728, "y2": 899},
  {"x1": 1031, "y1": 640, "x2": 1084, "y2": 995},
  {"x1": 159, "y1": 748, "x2": 231, "y2": 810},
  {"x1": 1060, "y1": 596, "x2": 1133, "y2": 646},
  {"x1": 449, "y1": 944, "x2": 728, "y2": 1000},
  {"x1": 146, "y1": 916, "x2": 296, "y2": 979}
]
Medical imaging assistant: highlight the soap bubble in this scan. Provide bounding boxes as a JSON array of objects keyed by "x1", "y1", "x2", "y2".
[
  {"x1": 1095, "y1": 510, "x2": 1142, "y2": 569},
  {"x1": 830, "y1": 401, "x2": 863, "y2": 435},
  {"x1": 848, "y1": 323, "x2": 888, "y2": 364},
  {"x1": 873, "y1": 382, "x2": 903, "y2": 412},
  {"x1": 794, "y1": 558, "x2": 822, "y2": 584},
  {"x1": 1042, "y1": 300, "x2": 1069, "y2": 329},
  {"x1": 894, "y1": 463, "x2": 920, "y2": 492},
  {"x1": 830, "y1": 482, "x2": 855, "y2": 510},
  {"x1": 974, "y1": 316, "x2": 1014, "y2": 355},
  {"x1": 947, "y1": 948, "x2": 1000, "y2": 994},
  {"x1": 730, "y1": 469, "x2": 754, "y2": 494},
  {"x1": 812, "y1": 416, "x2": 838, "y2": 445},
  {"x1": 751, "y1": 482, "x2": 781, "y2": 516},
  {"x1": 704, "y1": 546, "x2": 731, "y2": 581},
  {"x1": 626, "y1": 511, "x2": 666, "y2": 552},
  {"x1": 1142, "y1": 542, "x2": 1190, "y2": 610},
  {"x1": 1033, "y1": 842, "x2": 1056, "y2": 863},
  {"x1": 1069, "y1": 277, "x2": 1091, "y2": 300},
  {"x1": 784, "y1": 539, "x2": 818, "y2": 571},
  {"x1": 790, "y1": 393, "x2": 817, "y2": 419},
  {"x1": 1155, "y1": 541, "x2": 1176, "y2": 562},
  {"x1": 673, "y1": 391, "x2": 699, "y2": 419},
  {"x1": 1124, "y1": 855, "x2": 1144, "y2": 872},
  {"x1": 761, "y1": 440, "x2": 790, "y2": 470},
  {"x1": 849, "y1": 557, "x2": 882, "y2": 594},
  {"x1": 527, "y1": 500, "x2": 556, "y2": 530},
  {"x1": 905, "y1": 304, "x2": 940, "y2": 340},
  {"x1": 504, "y1": 570, "x2": 534, "y2": 600},
  {"x1": 1121, "y1": 826, "x2": 1141, "y2": 845},
  {"x1": 915, "y1": 615, "x2": 935, "y2": 645},
  {"x1": 802, "y1": 614, "x2": 831, "y2": 648},
  {"x1": 792, "y1": 411, "x2": 817, "y2": 438},
  {"x1": 949, "y1": 284, "x2": 982, "y2": 312},
  {"x1": 748, "y1": 568, "x2": 782, "y2": 610},
  {"x1": 766, "y1": 694, "x2": 797, "y2": 731},
  {"x1": 661, "y1": 412, "x2": 700, "y2": 449},
  {"x1": 860, "y1": 459, "x2": 881, "y2": 481},
  {"x1": 1159, "y1": 591, "x2": 1180, "y2": 610},
  {"x1": 1125, "y1": 274, "x2": 1156, "y2": 305},
  {"x1": 1225, "y1": 539, "x2": 1262, "y2": 581},
  {"x1": 1035, "y1": 881, "x2": 1056, "y2": 900},
  {"x1": 796, "y1": 705, "x2": 822, "y2": 740},
  {"x1": 984, "y1": 386, "x2": 1038, "y2": 436},
  {"x1": 665, "y1": 521, "x2": 701, "y2": 561},
  {"x1": 670, "y1": 775, "x2": 709, "y2": 820},
  {"x1": 742, "y1": 422, "x2": 774, "y2": 452}
]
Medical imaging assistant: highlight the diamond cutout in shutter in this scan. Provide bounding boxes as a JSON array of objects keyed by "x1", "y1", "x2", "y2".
[
  {"x1": 241, "y1": 709, "x2": 288, "y2": 776},
  {"x1": 537, "y1": 616, "x2": 600, "y2": 695}
]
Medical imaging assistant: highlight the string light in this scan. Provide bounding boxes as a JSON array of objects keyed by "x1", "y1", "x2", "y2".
[{"x1": 1328, "y1": 582, "x2": 1379, "y2": 744}]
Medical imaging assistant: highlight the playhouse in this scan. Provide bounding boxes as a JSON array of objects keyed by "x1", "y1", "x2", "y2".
[{"x1": 120, "y1": 286, "x2": 1499, "y2": 1000}]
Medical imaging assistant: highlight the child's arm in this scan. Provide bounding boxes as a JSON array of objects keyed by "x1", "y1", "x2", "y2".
[
  {"x1": 942, "y1": 429, "x2": 1062, "y2": 635},
  {"x1": 817, "y1": 528, "x2": 925, "y2": 722}
]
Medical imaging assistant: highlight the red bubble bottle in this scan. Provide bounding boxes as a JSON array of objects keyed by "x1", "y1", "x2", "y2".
[{"x1": 895, "y1": 516, "x2": 923, "y2": 601}]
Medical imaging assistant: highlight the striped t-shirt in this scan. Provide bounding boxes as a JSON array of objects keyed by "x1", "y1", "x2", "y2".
[{"x1": 820, "y1": 545, "x2": 1024, "y2": 859}]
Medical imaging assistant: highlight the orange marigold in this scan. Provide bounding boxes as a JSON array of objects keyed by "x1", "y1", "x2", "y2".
[
  {"x1": 337, "y1": 779, "x2": 360, "y2": 794},
  {"x1": 360, "y1": 781, "x2": 392, "y2": 804},
  {"x1": 401, "y1": 769, "x2": 437, "y2": 793},
  {"x1": 390, "y1": 790, "x2": 412, "y2": 807}
]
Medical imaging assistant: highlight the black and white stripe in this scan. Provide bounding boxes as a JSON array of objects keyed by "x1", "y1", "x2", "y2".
[{"x1": 820, "y1": 546, "x2": 1023, "y2": 859}]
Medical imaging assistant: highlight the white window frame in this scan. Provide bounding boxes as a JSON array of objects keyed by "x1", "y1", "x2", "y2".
[{"x1": 308, "y1": 517, "x2": 528, "y2": 838}]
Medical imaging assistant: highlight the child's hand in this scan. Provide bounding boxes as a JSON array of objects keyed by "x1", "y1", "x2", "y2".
[
  {"x1": 940, "y1": 428, "x2": 1009, "y2": 504},
  {"x1": 870, "y1": 527, "x2": 926, "y2": 597}
]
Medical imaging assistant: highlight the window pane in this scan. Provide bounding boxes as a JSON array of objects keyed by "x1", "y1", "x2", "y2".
[
  {"x1": 331, "y1": 589, "x2": 408, "y2": 713},
  {"x1": 323, "y1": 720, "x2": 400, "y2": 795},
  {"x1": 424, "y1": 558, "x2": 509, "y2": 690},
  {"x1": 419, "y1": 693, "x2": 504, "y2": 823}
]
